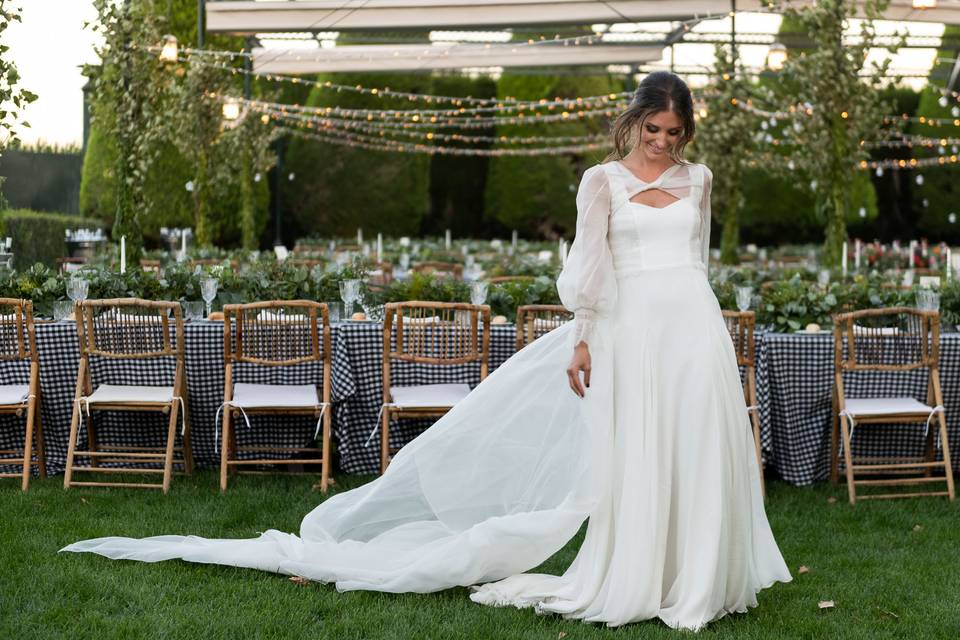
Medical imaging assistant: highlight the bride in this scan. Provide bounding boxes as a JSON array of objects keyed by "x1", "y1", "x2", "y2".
[{"x1": 62, "y1": 71, "x2": 791, "y2": 631}]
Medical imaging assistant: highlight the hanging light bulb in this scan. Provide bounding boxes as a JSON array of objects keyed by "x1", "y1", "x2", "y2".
[
  {"x1": 916, "y1": 173, "x2": 924, "y2": 186},
  {"x1": 222, "y1": 98, "x2": 241, "y2": 121},
  {"x1": 952, "y1": 106, "x2": 960, "y2": 118},
  {"x1": 939, "y1": 96, "x2": 949, "y2": 108},
  {"x1": 766, "y1": 42, "x2": 787, "y2": 71},
  {"x1": 859, "y1": 207, "x2": 867, "y2": 218},
  {"x1": 949, "y1": 212, "x2": 957, "y2": 224},
  {"x1": 159, "y1": 34, "x2": 178, "y2": 63},
  {"x1": 876, "y1": 167, "x2": 884, "y2": 177}
]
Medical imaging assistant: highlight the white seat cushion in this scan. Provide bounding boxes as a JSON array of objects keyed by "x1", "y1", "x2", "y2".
[
  {"x1": 230, "y1": 383, "x2": 319, "y2": 409},
  {"x1": 0, "y1": 384, "x2": 30, "y2": 405},
  {"x1": 843, "y1": 397, "x2": 935, "y2": 417},
  {"x1": 86, "y1": 384, "x2": 175, "y2": 405},
  {"x1": 389, "y1": 383, "x2": 471, "y2": 408}
]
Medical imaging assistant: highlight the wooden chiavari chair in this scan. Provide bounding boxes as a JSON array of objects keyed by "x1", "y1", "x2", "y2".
[
  {"x1": 0, "y1": 299, "x2": 45, "y2": 490},
  {"x1": 515, "y1": 304, "x2": 573, "y2": 351},
  {"x1": 831, "y1": 307, "x2": 955, "y2": 504},
  {"x1": 189, "y1": 258, "x2": 239, "y2": 271},
  {"x1": 721, "y1": 310, "x2": 765, "y2": 498},
  {"x1": 488, "y1": 275, "x2": 536, "y2": 285},
  {"x1": 220, "y1": 301, "x2": 333, "y2": 492},
  {"x1": 64, "y1": 299, "x2": 193, "y2": 493},
  {"x1": 292, "y1": 243, "x2": 327, "y2": 255},
  {"x1": 368, "y1": 262, "x2": 394, "y2": 286},
  {"x1": 57, "y1": 257, "x2": 86, "y2": 275},
  {"x1": 411, "y1": 261, "x2": 464, "y2": 281},
  {"x1": 379, "y1": 301, "x2": 490, "y2": 473},
  {"x1": 140, "y1": 259, "x2": 162, "y2": 275}
]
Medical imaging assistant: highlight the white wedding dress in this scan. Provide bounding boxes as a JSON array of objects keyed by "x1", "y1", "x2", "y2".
[{"x1": 62, "y1": 160, "x2": 791, "y2": 631}]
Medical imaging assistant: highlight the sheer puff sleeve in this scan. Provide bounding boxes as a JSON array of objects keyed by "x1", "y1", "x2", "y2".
[
  {"x1": 699, "y1": 163, "x2": 713, "y2": 275},
  {"x1": 556, "y1": 164, "x2": 617, "y2": 349}
]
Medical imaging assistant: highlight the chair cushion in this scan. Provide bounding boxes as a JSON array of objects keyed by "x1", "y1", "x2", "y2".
[
  {"x1": 389, "y1": 383, "x2": 471, "y2": 408},
  {"x1": 231, "y1": 383, "x2": 319, "y2": 409},
  {"x1": 86, "y1": 384, "x2": 175, "y2": 405},
  {"x1": 0, "y1": 384, "x2": 30, "y2": 406},
  {"x1": 843, "y1": 397, "x2": 935, "y2": 417}
]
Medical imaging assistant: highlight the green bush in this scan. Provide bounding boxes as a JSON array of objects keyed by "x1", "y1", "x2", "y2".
[{"x1": 0, "y1": 209, "x2": 105, "y2": 269}]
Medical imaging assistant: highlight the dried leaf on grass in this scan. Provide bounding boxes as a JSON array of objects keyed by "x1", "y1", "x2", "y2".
[
  {"x1": 818, "y1": 600, "x2": 835, "y2": 610},
  {"x1": 878, "y1": 607, "x2": 899, "y2": 620},
  {"x1": 912, "y1": 524, "x2": 923, "y2": 532},
  {"x1": 558, "y1": 633, "x2": 567, "y2": 640},
  {"x1": 798, "y1": 565, "x2": 810, "y2": 575},
  {"x1": 826, "y1": 496, "x2": 838, "y2": 504},
  {"x1": 289, "y1": 576, "x2": 311, "y2": 586}
]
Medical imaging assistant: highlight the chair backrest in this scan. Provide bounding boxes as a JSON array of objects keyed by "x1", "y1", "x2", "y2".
[
  {"x1": 140, "y1": 259, "x2": 162, "y2": 274},
  {"x1": 369, "y1": 262, "x2": 394, "y2": 286},
  {"x1": 57, "y1": 257, "x2": 87, "y2": 275},
  {"x1": 721, "y1": 310, "x2": 756, "y2": 368},
  {"x1": 411, "y1": 261, "x2": 463, "y2": 280},
  {"x1": 833, "y1": 307, "x2": 938, "y2": 372},
  {"x1": 383, "y1": 301, "x2": 490, "y2": 367},
  {"x1": 292, "y1": 243, "x2": 326, "y2": 255},
  {"x1": 515, "y1": 304, "x2": 573, "y2": 351},
  {"x1": 288, "y1": 258, "x2": 327, "y2": 269},
  {"x1": 77, "y1": 298, "x2": 183, "y2": 360},
  {"x1": 0, "y1": 298, "x2": 37, "y2": 363},
  {"x1": 223, "y1": 300, "x2": 330, "y2": 366}
]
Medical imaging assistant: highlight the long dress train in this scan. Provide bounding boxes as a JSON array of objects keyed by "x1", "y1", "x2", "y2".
[{"x1": 61, "y1": 160, "x2": 791, "y2": 631}]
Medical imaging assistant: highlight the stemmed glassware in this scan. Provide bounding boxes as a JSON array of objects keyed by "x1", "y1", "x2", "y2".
[
  {"x1": 470, "y1": 281, "x2": 489, "y2": 306},
  {"x1": 339, "y1": 279, "x2": 361, "y2": 318},
  {"x1": 916, "y1": 288, "x2": 940, "y2": 313},
  {"x1": 735, "y1": 286, "x2": 753, "y2": 312},
  {"x1": 67, "y1": 277, "x2": 89, "y2": 306},
  {"x1": 200, "y1": 278, "x2": 218, "y2": 319}
]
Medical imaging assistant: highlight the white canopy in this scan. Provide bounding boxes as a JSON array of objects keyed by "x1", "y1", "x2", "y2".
[{"x1": 207, "y1": 0, "x2": 960, "y2": 34}]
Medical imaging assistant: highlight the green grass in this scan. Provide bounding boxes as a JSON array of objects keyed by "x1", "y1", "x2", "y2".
[{"x1": 2, "y1": 474, "x2": 959, "y2": 639}]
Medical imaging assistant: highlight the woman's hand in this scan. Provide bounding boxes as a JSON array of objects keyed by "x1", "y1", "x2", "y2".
[{"x1": 566, "y1": 342, "x2": 591, "y2": 398}]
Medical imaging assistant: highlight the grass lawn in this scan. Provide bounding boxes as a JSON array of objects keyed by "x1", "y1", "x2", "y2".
[{"x1": 2, "y1": 473, "x2": 958, "y2": 639}]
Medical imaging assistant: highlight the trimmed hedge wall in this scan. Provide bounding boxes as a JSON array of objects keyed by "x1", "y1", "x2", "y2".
[{"x1": 0, "y1": 209, "x2": 105, "y2": 269}]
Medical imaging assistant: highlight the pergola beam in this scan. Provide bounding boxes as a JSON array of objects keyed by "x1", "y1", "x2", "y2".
[
  {"x1": 251, "y1": 43, "x2": 663, "y2": 74},
  {"x1": 207, "y1": 1, "x2": 960, "y2": 35}
]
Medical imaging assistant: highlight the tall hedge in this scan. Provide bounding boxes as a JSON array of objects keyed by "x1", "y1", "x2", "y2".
[
  {"x1": 0, "y1": 209, "x2": 105, "y2": 269},
  {"x1": 284, "y1": 72, "x2": 432, "y2": 239},
  {"x1": 484, "y1": 71, "x2": 618, "y2": 238},
  {"x1": 424, "y1": 74, "x2": 500, "y2": 238}
]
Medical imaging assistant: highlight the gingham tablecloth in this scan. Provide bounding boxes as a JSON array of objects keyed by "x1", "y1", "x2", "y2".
[
  {"x1": 755, "y1": 331, "x2": 960, "y2": 485},
  {"x1": 2, "y1": 322, "x2": 957, "y2": 484},
  {"x1": 331, "y1": 321, "x2": 517, "y2": 474},
  {"x1": 0, "y1": 320, "x2": 337, "y2": 476}
]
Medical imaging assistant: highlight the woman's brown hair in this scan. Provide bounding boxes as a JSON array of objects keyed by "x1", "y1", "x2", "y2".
[{"x1": 607, "y1": 71, "x2": 695, "y2": 165}]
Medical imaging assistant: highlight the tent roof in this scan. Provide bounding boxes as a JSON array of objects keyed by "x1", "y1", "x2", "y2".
[{"x1": 207, "y1": 0, "x2": 960, "y2": 34}]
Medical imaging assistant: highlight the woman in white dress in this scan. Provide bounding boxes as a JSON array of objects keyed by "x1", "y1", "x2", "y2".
[{"x1": 63, "y1": 71, "x2": 791, "y2": 631}]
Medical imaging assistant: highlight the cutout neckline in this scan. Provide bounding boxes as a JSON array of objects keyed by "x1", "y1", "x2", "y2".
[{"x1": 614, "y1": 159, "x2": 681, "y2": 184}]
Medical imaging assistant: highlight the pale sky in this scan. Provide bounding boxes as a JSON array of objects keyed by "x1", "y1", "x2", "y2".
[{"x1": 1, "y1": 3, "x2": 946, "y2": 147}]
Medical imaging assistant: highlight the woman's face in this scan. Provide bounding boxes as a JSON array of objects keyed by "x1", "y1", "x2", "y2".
[{"x1": 636, "y1": 110, "x2": 684, "y2": 162}]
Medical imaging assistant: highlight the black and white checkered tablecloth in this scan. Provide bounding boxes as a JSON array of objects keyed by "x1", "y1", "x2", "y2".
[
  {"x1": 755, "y1": 332, "x2": 960, "y2": 486},
  {"x1": 3, "y1": 322, "x2": 957, "y2": 485},
  {"x1": 332, "y1": 322, "x2": 517, "y2": 474},
  {"x1": 0, "y1": 321, "x2": 338, "y2": 476}
]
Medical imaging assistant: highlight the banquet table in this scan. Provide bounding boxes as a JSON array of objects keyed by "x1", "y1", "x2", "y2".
[
  {"x1": 1, "y1": 321, "x2": 958, "y2": 484},
  {"x1": 755, "y1": 331, "x2": 960, "y2": 486},
  {"x1": 0, "y1": 320, "x2": 517, "y2": 476}
]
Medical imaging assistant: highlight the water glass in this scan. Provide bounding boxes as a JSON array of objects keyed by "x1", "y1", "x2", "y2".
[
  {"x1": 817, "y1": 269, "x2": 830, "y2": 288},
  {"x1": 200, "y1": 278, "x2": 218, "y2": 318},
  {"x1": 182, "y1": 300, "x2": 205, "y2": 321},
  {"x1": 325, "y1": 301, "x2": 342, "y2": 323},
  {"x1": 67, "y1": 277, "x2": 89, "y2": 303},
  {"x1": 53, "y1": 300, "x2": 74, "y2": 321},
  {"x1": 735, "y1": 286, "x2": 753, "y2": 312},
  {"x1": 916, "y1": 288, "x2": 941, "y2": 313},
  {"x1": 470, "y1": 281, "x2": 489, "y2": 306},
  {"x1": 339, "y1": 279, "x2": 361, "y2": 317}
]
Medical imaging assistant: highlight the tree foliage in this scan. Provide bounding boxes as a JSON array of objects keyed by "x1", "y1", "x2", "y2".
[
  {"x1": 760, "y1": 0, "x2": 895, "y2": 265},
  {"x1": 0, "y1": 1, "x2": 38, "y2": 208}
]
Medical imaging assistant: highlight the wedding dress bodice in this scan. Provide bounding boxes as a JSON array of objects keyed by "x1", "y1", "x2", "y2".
[{"x1": 556, "y1": 160, "x2": 713, "y2": 347}]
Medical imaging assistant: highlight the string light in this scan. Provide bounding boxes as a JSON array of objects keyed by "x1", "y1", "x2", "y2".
[{"x1": 278, "y1": 125, "x2": 611, "y2": 156}]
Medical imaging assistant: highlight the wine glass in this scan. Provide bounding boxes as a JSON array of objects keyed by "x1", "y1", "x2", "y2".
[
  {"x1": 339, "y1": 279, "x2": 361, "y2": 318},
  {"x1": 200, "y1": 278, "x2": 218, "y2": 319},
  {"x1": 67, "y1": 277, "x2": 89, "y2": 305},
  {"x1": 735, "y1": 286, "x2": 753, "y2": 312},
  {"x1": 470, "y1": 281, "x2": 488, "y2": 306}
]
